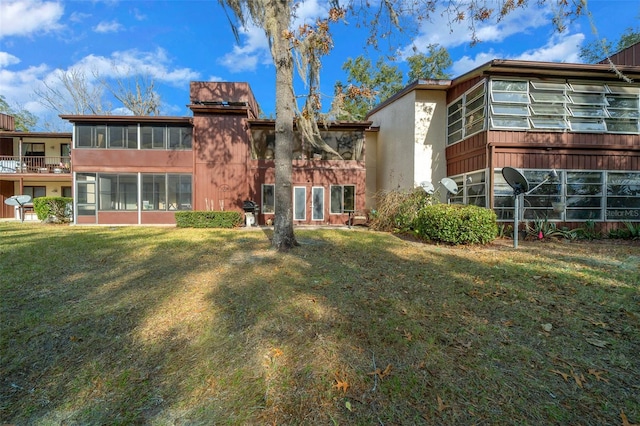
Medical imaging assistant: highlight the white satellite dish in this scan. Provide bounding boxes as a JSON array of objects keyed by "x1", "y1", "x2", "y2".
[
  {"x1": 440, "y1": 178, "x2": 459, "y2": 195},
  {"x1": 419, "y1": 181, "x2": 435, "y2": 194}
]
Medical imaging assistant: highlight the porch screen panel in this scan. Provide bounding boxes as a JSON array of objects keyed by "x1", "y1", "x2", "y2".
[{"x1": 76, "y1": 173, "x2": 96, "y2": 216}]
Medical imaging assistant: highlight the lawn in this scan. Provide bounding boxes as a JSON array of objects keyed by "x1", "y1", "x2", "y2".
[{"x1": 1, "y1": 222, "x2": 639, "y2": 425}]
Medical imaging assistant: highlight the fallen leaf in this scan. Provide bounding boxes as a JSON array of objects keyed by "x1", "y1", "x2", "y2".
[
  {"x1": 550, "y1": 369, "x2": 570, "y2": 381},
  {"x1": 437, "y1": 395, "x2": 449, "y2": 412},
  {"x1": 368, "y1": 364, "x2": 393, "y2": 380},
  {"x1": 271, "y1": 348, "x2": 283, "y2": 357},
  {"x1": 403, "y1": 330, "x2": 413, "y2": 341},
  {"x1": 586, "y1": 338, "x2": 608, "y2": 348},
  {"x1": 542, "y1": 323, "x2": 553, "y2": 332},
  {"x1": 502, "y1": 320, "x2": 514, "y2": 327},
  {"x1": 345, "y1": 400, "x2": 352, "y2": 412},
  {"x1": 621, "y1": 410, "x2": 640, "y2": 426},
  {"x1": 571, "y1": 370, "x2": 585, "y2": 388},
  {"x1": 333, "y1": 374, "x2": 349, "y2": 393},
  {"x1": 588, "y1": 369, "x2": 609, "y2": 383}
]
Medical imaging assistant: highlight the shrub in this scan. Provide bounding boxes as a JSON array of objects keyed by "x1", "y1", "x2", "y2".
[
  {"x1": 608, "y1": 222, "x2": 640, "y2": 240},
  {"x1": 369, "y1": 188, "x2": 435, "y2": 232},
  {"x1": 175, "y1": 211, "x2": 242, "y2": 228},
  {"x1": 414, "y1": 204, "x2": 498, "y2": 245},
  {"x1": 32, "y1": 197, "x2": 73, "y2": 223}
]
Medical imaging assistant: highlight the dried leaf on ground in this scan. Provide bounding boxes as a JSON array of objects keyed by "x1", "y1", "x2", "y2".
[
  {"x1": 368, "y1": 364, "x2": 392, "y2": 380},
  {"x1": 437, "y1": 395, "x2": 449, "y2": 412},
  {"x1": 621, "y1": 410, "x2": 640, "y2": 426},
  {"x1": 333, "y1": 373, "x2": 349, "y2": 393},
  {"x1": 551, "y1": 369, "x2": 570, "y2": 381},
  {"x1": 588, "y1": 369, "x2": 609, "y2": 383}
]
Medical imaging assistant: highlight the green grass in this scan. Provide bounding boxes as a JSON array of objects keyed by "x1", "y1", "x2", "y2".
[{"x1": 1, "y1": 222, "x2": 639, "y2": 425}]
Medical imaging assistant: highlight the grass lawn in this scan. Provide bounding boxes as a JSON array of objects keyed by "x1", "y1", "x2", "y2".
[{"x1": 1, "y1": 222, "x2": 639, "y2": 425}]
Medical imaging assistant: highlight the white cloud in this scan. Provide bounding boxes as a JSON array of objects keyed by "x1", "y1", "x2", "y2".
[
  {"x1": 0, "y1": 52, "x2": 20, "y2": 67},
  {"x1": 218, "y1": 24, "x2": 271, "y2": 73},
  {"x1": 450, "y1": 31, "x2": 586, "y2": 76},
  {"x1": 0, "y1": 48, "x2": 200, "y2": 117},
  {"x1": 69, "y1": 11, "x2": 91, "y2": 23},
  {"x1": 94, "y1": 20, "x2": 124, "y2": 33},
  {"x1": 515, "y1": 32, "x2": 584, "y2": 63},
  {"x1": 217, "y1": 0, "x2": 332, "y2": 73},
  {"x1": 403, "y1": 4, "x2": 552, "y2": 55},
  {"x1": 0, "y1": 0, "x2": 64, "y2": 38},
  {"x1": 132, "y1": 8, "x2": 147, "y2": 21}
]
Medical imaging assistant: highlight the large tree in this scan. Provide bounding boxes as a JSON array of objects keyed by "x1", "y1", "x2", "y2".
[
  {"x1": 333, "y1": 44, "x2": 452, "y2": 120},
  {"x1": 0, "y1": 95, "x2": 37, "y2": 131},
  {"x1": 219, "y1": 0, "x2": 585, "y2": 251},
  {"x1": 579, "y1": 24, "x2": 640, "y2": 63}
]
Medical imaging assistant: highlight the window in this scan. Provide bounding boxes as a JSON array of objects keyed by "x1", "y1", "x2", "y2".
[
  {"x1": 60, "y1": 143, "x2": 71, "y2": 157},
  {"x1": 99, "y1": 174, "x2": 138, "y2": 210},
  {"x1": 142, "y1": 174, "x2": 166, "y2": 210},
  {"x1": 330, "y1": 185, "x2": 355, "y2": 214},
  {"x1": 607, "y1": 172, "x2": 640, "y2": 221},
  {"x1": 312, "y1": 187, "x2": 324, "y2": 221},
  {"x1": 76, "y1": 173, "x2": 96, "y2": 216},
  {"x1": 487, "y1": 79, "x2": 639, "y2": 134},
  {"x1": 76, "y1": 125, "x2": 106, "y2": 148},
  {"x1": 168, "y1": 127, "x2": 192, "y2": 149},
  {"x1": 168, "y1": 175, "x2": 192, "y2": 210},
  {"x1": 23, "y1": 143, "x2": 45, "y2": 156},
  {"x1": 294, "y1": 187, "x2": 306, "y2": 220},
  {"x1": 566, "y1": 172, "x2": 603, "y2": 220},
  {"x1": 23, "y1": 186, "x2": 46, "y2": 199},
  {"x1": 62, "y1": 186, "x2": 72, "y2": 198},
  {"x1": 107, "y1": 125, "x2": 137, "y2": 149},
  {"x1": 447, "y1": 81, "x2": 486, "y2": 145},
  {"x1": 262, "y1": 184, "x2": 275, "y2": 213}
]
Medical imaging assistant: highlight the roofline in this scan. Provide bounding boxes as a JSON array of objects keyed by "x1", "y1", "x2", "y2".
[
  {"x1": 367, "y1": 59, "x2": 639, "y2": 118},
  {"x1": 59, "y1": 115, "x2": 193, "y2": 124},
  {"x1": 0, "y1": 131, "x2": 72, "y2": 138},
  {"x1": 452, "y1": 59, "x2": 640, "y2": 86},
  {"x1": 366, "y1": 79, "x2": 452, "y2": 117},
  {"x1": 248, "y1": 119, "x2": 374, "y2": 131}
]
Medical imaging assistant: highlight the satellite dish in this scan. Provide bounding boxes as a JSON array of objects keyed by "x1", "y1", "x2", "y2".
[
  {"x1": 419, "y1": 181, "x2": 435, "y2": 194},
  {"x1": 4, "y1": 195, "x2": 31, "y2": 206},
  {"x1": 440, "y1": 178, "x2": 459, "y2": 195},
  {"x1": 502, "y1": 167, "x2": 529, "y2": 195}
]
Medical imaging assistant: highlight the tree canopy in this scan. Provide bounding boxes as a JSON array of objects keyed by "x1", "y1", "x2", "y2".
[
  {"x1": 579, "y1": 24, "x2": 640, "y2": 63},
  {"x1": 0, "y1": 95, "x2": 37, "y2": 131}
]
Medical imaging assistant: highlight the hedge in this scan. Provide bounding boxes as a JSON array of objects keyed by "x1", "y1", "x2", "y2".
[
  {"x1": 414, "y1": 204, "x2": 498, "y2": 245},
  {"x1": 32, "y1": 197, "x2": 73, "y2": 223},
  {"x1": 175, "y1": 211, "x2": 243, "y2": 228}
]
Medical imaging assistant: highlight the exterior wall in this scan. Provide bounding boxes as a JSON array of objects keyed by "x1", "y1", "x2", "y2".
[
  {"x1": 603, "y1": 42, "x2": 639, "y2": 66},
  {"x1": 446, "y1": 133, "x2": 488, "y2": 176},
  {"x1": 414, "y1": 89, "x2": 448, "y2": 202},
  {"x1": 364, "y1": 130, "x2": 377, "y2": 209},
  {"x1": 248, "y1": 160, "x2": 366, "y2": 225},
  {"x1": 192, "y1": 112, "x2": 252, "y2": 213},
  {"x1": 368, "y1": 91, "x2": 417, "y2": 193}
]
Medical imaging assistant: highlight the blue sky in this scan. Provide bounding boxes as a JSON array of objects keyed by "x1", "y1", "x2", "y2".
[{"x1": 0, "y1": 0, "x2": 638, "y2": 130}]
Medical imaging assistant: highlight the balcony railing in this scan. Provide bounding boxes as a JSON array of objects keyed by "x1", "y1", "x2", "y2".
[{"x1": 0, "y1": 156, "x2": 71, "y2": 174}]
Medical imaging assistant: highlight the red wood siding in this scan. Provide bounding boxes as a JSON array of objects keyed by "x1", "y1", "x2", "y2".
[
  {"x1": 446, "y1": 76, "x2": 484, "y2": 103},
  {"x1": 446, "y1": 132, "x2": 488, "y2": 175},
  {"x1": 72, "y1": 149, "x2": 193, "y2": 173}
]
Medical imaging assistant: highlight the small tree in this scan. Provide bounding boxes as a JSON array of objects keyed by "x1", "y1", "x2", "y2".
[{"x1": 0, "y1": 95, "x2": 37, "y2": 131}]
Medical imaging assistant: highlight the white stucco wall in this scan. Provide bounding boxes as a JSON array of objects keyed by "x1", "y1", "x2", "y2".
[
  {"x1": 368, "y1": 92, "x2": 417, "y2": 195},
  {"x1": 413, "y1": 90, "x2": 448, "y2": 201}
]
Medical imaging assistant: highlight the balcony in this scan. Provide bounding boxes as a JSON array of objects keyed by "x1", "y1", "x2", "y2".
[{"x1": 0, "y1": 156, "x2": 71, "y2": 174}]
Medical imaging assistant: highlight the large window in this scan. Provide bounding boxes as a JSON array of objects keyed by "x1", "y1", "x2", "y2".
[
  {"x1": 448, "y1": 171, "x2": 487, "y2": 207},
  {"x1": 485, "y1": 79, "x2": 640, "y2": 134},
  {"x1": 607, "y1": 172, "x2": 640, "y2": 221},
  {"x1": 294, "y1": 187, "x2": 306, "y2": 220},
  {"x1": 76, "y1": 124, "x2": 192, "y2": 150},
  {"x1": 23, "y1": 186, "x2": 46, "y2": 199},
  {"x1": 330, "y1": 185, "x2": 355, "y2": 214},
  {"x1": 494, "y1": 169, "x2": 640, "y2": 222},
  {"x1": 99, "y1": 174, "x2": 138, "y2": 210},
  {"x1": 262, "y1": 184, "x2": 275, "y2": 213},
  {"x1": 312, "y1": 187, "x2": 324, "y2": 221},
  {"x1": 447, "y1": 81, "x2": 486, "y2": 145},
  {"x1": 167, "y1": 175, "x2": 192, "y2": 210}
]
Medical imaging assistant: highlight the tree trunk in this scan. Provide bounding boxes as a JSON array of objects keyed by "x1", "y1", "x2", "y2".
[{"x1": 271, "y1": 1, "x2": 298, "y2": 251}]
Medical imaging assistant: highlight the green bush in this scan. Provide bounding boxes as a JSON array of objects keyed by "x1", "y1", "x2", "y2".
[
  {"x1": 32, "y1": 197, "x2": 73, "y2": 223},
  {"x1": 370, "y1": 188, "x2": 435, "y2": 232},
  {"x1": 414, "y1": 204, "x2": 498, "y2": 245},
  {"x1": 175, "y1": 211, "x2": 242, "y2": 228}
]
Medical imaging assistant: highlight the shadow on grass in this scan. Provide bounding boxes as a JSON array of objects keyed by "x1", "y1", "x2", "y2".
[{"x1": 1, "y1": 223, "x2": 638, "y2": 425}]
